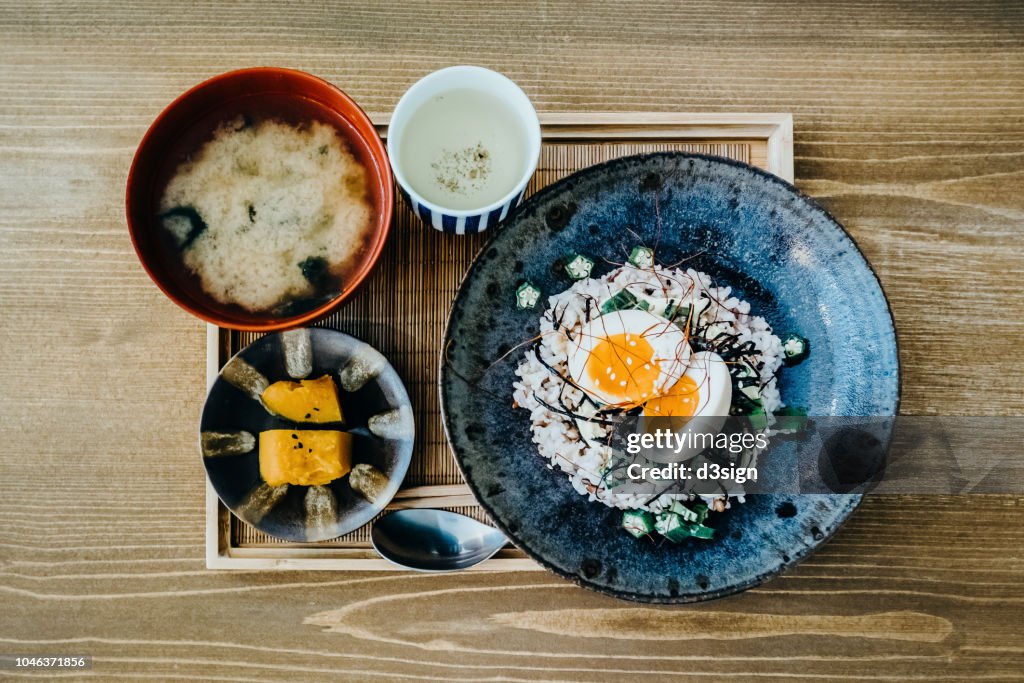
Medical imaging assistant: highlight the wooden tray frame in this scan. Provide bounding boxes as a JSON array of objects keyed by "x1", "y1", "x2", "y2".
[{"x1": 205, "y1": 112, "x2": 794, "y2": 570}]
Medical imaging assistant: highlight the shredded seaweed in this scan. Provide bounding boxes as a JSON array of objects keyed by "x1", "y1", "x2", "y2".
[
  {"x1": 159, "y1": 205, "x2": 207, "y2": 250},
  {"x1": 298, "y1": 256, "x2": 330, "y2": 286}
]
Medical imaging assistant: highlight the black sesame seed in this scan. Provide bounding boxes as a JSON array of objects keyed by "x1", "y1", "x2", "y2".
[
  {"x1": 291, "y1": 434, "x2": 297, "y2": 439},
  {"x1": 297, "y1": 442, "x2": 303, "y2": 449},
  {"x1": 305, "y1": 413, "x2": 311, "y2": 419}
]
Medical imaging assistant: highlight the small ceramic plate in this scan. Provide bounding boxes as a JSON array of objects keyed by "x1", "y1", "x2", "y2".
[
  {"x1": 201, "y1": 328, "x2": 413, "y2": 542},
  {"x1": 440, "y1": 152, "x2": 900, "y2": 602}
]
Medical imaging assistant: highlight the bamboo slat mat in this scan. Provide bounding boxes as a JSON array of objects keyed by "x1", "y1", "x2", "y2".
[{"x1": 206, "y1": 114, "x2": 792, "y2": 568}]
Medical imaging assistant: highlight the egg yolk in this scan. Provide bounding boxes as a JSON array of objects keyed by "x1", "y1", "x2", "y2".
[
  {"x1": 584, "y1": 333, "x2": 660, "y2": 404},
  {"x1": 643, "y1": 374, "x2": 701, "y2": 417}
]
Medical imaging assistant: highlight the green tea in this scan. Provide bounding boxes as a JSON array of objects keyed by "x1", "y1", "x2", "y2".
[{"x1": 398, "y1": 89, "x2": 528, "y2": 210}]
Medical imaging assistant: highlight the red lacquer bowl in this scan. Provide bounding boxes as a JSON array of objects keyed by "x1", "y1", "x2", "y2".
[{"x1": 126, "y1": 67, "x2": 393, "y2": 331}]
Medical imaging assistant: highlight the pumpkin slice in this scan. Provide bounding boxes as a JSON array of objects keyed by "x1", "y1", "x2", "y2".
[
  {"x1": 260, "y1": 375, "x2": 344, "y2": 423},
  {"x1": 259, "y1": 429, "x2": 352, "y2": 487}
]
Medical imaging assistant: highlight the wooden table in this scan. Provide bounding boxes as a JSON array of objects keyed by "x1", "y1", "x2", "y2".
[{"x1": 2, "y1": 1, "x2": 1022, "y2": 680}]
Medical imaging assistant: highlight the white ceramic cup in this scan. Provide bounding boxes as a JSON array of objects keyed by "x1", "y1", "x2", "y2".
[{"x1": 387, "y1": 66, "x2": 541, "y2": 234}]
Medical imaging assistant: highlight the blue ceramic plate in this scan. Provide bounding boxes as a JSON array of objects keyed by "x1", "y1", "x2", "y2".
[{"x1": 440, "y1": 153, "x2": 899, "y2": 602}]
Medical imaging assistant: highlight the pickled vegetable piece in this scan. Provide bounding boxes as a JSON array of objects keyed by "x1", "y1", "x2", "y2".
[
  {"x1": 201, "y1": 430, "x2": 255, "y2": 457},
  {"x1": 349, "y1": 463, "x2": 389, "y2": 503},
  {"x1": 338, "y1": 344, "x2": 387, "y2": 392},
  {"x1": 222, "y1": 356, "x2": 269, "y2": 401},
  {"x1": 368, "y1": 405, "x2": 414, "y2": 441},
  {"x1": 281, "y1": 328, "x2": 313, "y2": 379},
  {"x1": 236, "y1": 482, "x2": 289, "y2": 525},
  {"x1": 305, "y1": 485, "x2": 339, "y2": 541}
]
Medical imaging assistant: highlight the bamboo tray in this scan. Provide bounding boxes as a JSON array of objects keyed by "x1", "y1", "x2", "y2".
[{"x1": 205, "y1": 112, "x2": 795, "y2": 570}]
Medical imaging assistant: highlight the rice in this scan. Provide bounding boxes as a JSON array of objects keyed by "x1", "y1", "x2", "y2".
[
  {"x1": 159, "y1": 117, "x2": 373, "y2": 312},
  {"x1": 513, "y1": 262, "x2": 785, "y2": 513}
]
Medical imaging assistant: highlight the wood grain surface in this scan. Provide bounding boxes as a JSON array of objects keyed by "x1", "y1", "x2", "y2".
[{"x1": 1, "y1": 1, "x2": 1022, "y2": 680}]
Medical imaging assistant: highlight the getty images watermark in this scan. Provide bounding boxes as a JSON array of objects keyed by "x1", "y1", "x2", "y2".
[
  {"x1": 624, "y1": 427, "x2": 766, "y2": 484},
  {"x1": 602, "y1": 415, "x2": 1024, "y2": 496}
]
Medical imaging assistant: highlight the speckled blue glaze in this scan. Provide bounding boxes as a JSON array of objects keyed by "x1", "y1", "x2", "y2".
[{"x1": 440, "y1": 153, "x2": 900, "y2": 603}]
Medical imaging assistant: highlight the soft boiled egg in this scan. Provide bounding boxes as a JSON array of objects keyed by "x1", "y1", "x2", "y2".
[
  {"x1": 566, "y1": 309, "x2": 732, "y2": 417},
  {"x1": 567, "y1": 309, "x2": 691, "y2": 407},
  {"x1": 644, "y1": 350, "x2": 734, "y2": 464},
  {"x1": 643, "y1": 350, "x2": 732, "y2": 418}
]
